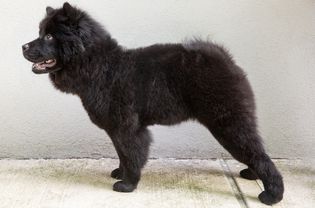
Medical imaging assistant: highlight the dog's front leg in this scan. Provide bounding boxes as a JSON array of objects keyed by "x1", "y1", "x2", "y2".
[
  {"x1": 111, "y1": 163, "x2": 124, "y2": 180},
  {"x1": 109, "y1": 128, "x2": 152, "y2": 192}
]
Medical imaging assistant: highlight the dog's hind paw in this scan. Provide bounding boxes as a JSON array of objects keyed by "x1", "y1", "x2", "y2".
[
  {"x1": 258, "y1": 191, "x2": 283, "y2": 205},
  {"x1": 240, "y1": 168, "x2": 259, "y2": 180}
]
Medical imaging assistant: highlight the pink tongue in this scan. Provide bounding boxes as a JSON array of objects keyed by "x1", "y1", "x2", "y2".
[
  {"x1": 34, "y1": 59, "x2": 56, "y2": 69},
  {"x1": 43, "y1": 60, "x2": 55, "y2": 67},
  {"x1": 35, "y1": 62, "x2": 46, "y2": 70}
]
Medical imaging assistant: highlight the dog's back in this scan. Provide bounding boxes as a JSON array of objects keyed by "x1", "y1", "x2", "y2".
[{"x1": 121, "y1": 41, "x2": 252, "y2": 128}]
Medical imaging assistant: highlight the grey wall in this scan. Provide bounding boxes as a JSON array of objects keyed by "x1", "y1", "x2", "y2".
[{"x1": 0, "y1": 0, "x2": 314, "y2": 159}]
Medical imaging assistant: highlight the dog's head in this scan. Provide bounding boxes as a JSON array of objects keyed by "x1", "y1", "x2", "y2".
[{"x1": 22, "y1": 2, "x2": 87, "y2": 74}]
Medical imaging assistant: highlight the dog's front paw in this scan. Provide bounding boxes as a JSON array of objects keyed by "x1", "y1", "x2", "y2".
[
  {"x1": 113, "y1": 181, "x2": 136, "y2": 192},
  {"x1": 111, "y1": 168, "x2": 123, "y2": 180}
]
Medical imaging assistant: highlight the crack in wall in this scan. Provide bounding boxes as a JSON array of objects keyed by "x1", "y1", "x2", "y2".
[{"x1": 219, "y1": 158, "x2": 249, "y2": 208}]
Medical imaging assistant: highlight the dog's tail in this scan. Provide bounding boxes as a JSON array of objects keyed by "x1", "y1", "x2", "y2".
[{"x1": 183, "y1": 37, "x2": 234, "y2": 65}]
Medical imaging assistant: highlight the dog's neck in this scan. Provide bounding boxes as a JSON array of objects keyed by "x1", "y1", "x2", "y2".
[{"x1": 49, "y1": 39, "x2": 123, "y2": 96}]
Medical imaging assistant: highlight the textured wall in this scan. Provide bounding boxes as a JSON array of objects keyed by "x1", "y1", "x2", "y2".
[{"x1": 0, "y1": 0, "x2": 314, "y2": 159}]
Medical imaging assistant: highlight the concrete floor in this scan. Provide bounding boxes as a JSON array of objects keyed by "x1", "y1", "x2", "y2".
[{"x1": 0, "y1": 159, "x2": 313, "y2": 208}]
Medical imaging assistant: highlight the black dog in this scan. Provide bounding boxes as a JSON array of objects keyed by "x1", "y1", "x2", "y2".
[{"x1": 22, "y1": 2, "x2": 284, "y2": 205}]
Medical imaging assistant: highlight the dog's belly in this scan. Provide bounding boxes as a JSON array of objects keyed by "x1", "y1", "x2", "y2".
[
  {"x1": 142, "y1": 99, "x2": 190, "y2": 126},
  {"x1": 147, "y1": 111, "x2": 188, "y2": 126}
]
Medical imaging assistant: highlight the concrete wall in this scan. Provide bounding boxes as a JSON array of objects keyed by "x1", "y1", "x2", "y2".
[{"x1": 0, "y1": 0, "x2": 314, "y2": 159}]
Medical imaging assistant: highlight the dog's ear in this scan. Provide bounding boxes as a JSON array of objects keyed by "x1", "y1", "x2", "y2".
[
  {"x1": 63, "y1": 2, "x2": 73, "y2": 15},
  {"x1": 63, "y1": 2, "x2": 78, "y2": 21},
  {"x1": 46, "y1": 6, "x2": 54, "y2": 15}
]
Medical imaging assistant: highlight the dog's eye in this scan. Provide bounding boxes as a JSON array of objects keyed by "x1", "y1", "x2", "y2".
[{"x1": 45, "y1": 34, "x2": 53, "y2": 40}]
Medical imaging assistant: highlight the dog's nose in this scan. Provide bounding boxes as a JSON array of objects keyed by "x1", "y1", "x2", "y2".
[{"x1": 22, "y1": 44, "x2": 29, "y2": 51}]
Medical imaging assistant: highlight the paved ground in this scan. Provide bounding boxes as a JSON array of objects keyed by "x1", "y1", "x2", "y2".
[{"x1": 0, "y1": 158, "x2": 313, "y2": 208}]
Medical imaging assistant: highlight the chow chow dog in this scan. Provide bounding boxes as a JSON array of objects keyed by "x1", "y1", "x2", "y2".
[{"x1": 22, "y1": 2, "x2": 284, "y2": 205}]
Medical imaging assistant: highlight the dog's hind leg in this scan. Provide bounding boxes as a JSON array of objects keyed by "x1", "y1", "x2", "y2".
[
  {"x1": 200, "y1": 114, "x2": 284, "y2": 205},
  {"x1": 110, "y1": 128, "x2": 151, "y2": 192}
]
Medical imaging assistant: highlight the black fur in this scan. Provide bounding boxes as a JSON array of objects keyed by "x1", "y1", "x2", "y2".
[{"x1": 22, "y1": 2, "x2": 284, "y2": 205}]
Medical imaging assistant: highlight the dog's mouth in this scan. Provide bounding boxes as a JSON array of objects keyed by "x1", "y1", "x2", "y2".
[{"x1": 32, "y1": 59, "x2": 59, "y2": 74}]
